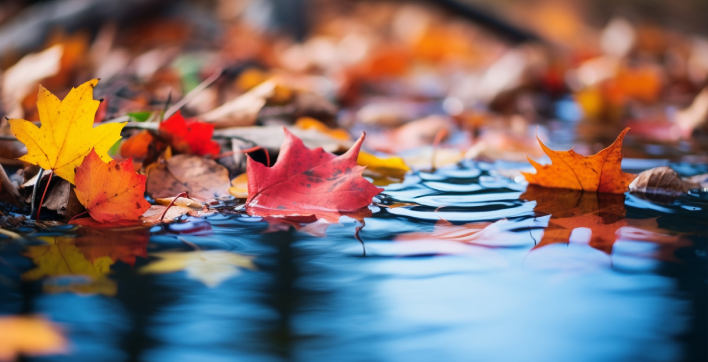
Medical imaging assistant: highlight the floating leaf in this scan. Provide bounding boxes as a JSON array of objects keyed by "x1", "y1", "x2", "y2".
[
  {"x1": 246, "y1": 128, "x2": 382, "y2": 219},
  {"x1": 9, "y1": 79, "x2": 126, "y2": 184},
  {"x1": 522, "y1": 128, "x2": 636, "y2": 193}
]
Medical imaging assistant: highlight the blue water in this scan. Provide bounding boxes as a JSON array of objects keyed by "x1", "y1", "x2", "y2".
[{"x1": 1, "y1": 160, "x2": 706, "y2": 362}]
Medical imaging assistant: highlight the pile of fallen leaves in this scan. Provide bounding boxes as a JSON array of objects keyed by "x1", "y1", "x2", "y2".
[{"x1": 0, "y1": 0, "x2": 703, "y2": 228}]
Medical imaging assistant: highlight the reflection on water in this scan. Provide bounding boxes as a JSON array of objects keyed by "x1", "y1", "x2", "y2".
[{"x1": 0, "y1": 162, "x2": 706, "y2": 362}]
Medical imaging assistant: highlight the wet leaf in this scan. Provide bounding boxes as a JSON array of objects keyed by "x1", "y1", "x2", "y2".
[
  {"x1": 246, "y1": 128, "x2": 382, "y2": 219},
  {"x1": 146, "y1": 154, "x2": 231, "y2": 201},
  {"x1": 9, "y1": 79, "x2": 126, "y2": 184},
  {"x1": 140, "y1": 250, "x2": 255, "y2": 287},
  {"x1": 0, "y1": 315, "x2": 67, "y2": 361},
  {"x1": 74, "y1": 149, "x2": 151, "y2": 223},
  {"x1": 629, "y1": 166, "x2": 686, "y2": 196},
  {"x1": 522, "y1": 128, "x2": 636, "y2": 193}
]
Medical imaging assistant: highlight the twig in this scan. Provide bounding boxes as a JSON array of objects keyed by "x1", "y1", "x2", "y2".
[
  {"x1": 354, "y1": 219, "x2": 366, "y2": 257},
  {"x1": 164, "y1": 68, "x2": 224, "y2": 119},
  {"x1": 29, "y1": 168, "x2": 44, "y2": 220},
  {"x1": 159, "y1": 192, "x2": 197, "y2": 222}
]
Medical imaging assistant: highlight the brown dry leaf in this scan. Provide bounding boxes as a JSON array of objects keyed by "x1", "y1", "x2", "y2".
[
  {"x1": 0, "y1": 315, "x2": 67, "y2": 361},
  {"x1": 42, "y1": 179, "x2": 85, "y2": 219},
  {"x1": 1, "y1": 45, "x2": 63, "y2": 119},
  {"x1": 140, "y1": 205, "x2": 211, "y2": 224},
  {"x1": 146, "y1": 155, "x2": 231, "y2": 201},
  {"x1": 215, "y1": 126, "x2": 352, "y2": 154},
  {"x1": 0, "y1": 164, "x2": 22, "y2": 207},
  {"x1": 199, "y1": 79, "x2": 275, "y2": 128},
  {"x1": 629, "y1": 167, "x2": 686, "y2": 197}
]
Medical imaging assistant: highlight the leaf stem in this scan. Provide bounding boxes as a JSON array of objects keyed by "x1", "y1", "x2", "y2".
[{"x1": 67, "y1": 211, "x2": 89, "y2": 224}]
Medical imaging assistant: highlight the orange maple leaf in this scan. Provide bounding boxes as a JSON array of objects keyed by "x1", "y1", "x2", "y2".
[
  {"x1": 74, "y1": 149, "x2": 151, "y2": 223},
  {"x1": 522, "y1": 127, "x2": 636, "y2": 193}
]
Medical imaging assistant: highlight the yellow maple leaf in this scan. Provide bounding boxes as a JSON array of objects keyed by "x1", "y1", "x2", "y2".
[
  {"x1": 9, "y1": 79, "x2": 126, "y2": 184},
  {"x1": 522, "y1": 127, "x2": 636, "y2": 193}
]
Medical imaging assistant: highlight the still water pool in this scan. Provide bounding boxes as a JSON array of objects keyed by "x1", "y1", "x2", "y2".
[{"x1": 1, "y1": 160, "x2": 706, "y2": 362}]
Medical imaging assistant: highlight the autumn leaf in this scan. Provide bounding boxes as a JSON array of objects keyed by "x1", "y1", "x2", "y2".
[
  {"x1": 228, "y1": 173, "x2": 248, "y2": 198},
  {"x1": 9, "y1": 79, "x2": 126, "y2": 184},
  {"x1": 74, "y1": 149, "x2": 151, "y2": 223},
  {"x1": 522, "y1": 127, "x2": 636, "y2": 193},
  {"x1": 0, "y1": 315, "x2": 67, "y2": 361},
  {"x1": 295, "y1": 117, "x2": 350, "y2": 141},
  {"x1": 146, "y1": 154, "x2": 231, "y2": 201},
  {"x1": 246, "y1": 128, "x2": 382, "y2": 218},
  {"x1": 159, "y1": 111, "x2": 220, "y2": 156},
  {"x1": 120, "y1": 130, "x2": 154, "y2": 159},
  {"x1": 140, "y1": 250, "x2": 255, "y2": 287},
  {"x1": 357, "y1": 151, "x2": 410, "y2": 180}
]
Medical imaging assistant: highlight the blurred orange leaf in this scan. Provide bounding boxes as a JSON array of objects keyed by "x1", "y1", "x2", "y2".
[{"x1": 0, "y1": 316, "x2": 67, "y2": 361}]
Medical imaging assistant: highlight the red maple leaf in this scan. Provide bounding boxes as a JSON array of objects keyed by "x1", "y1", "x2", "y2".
[
  {"x1": 73, "y1": 149, "x2": 151, "y2": 223},
  {"x1": 159, "y1": 111, "x2": 220, "y2": 156},
  {"x1": 246, "y1": 128, "x2": 382, "y2": 218}
]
